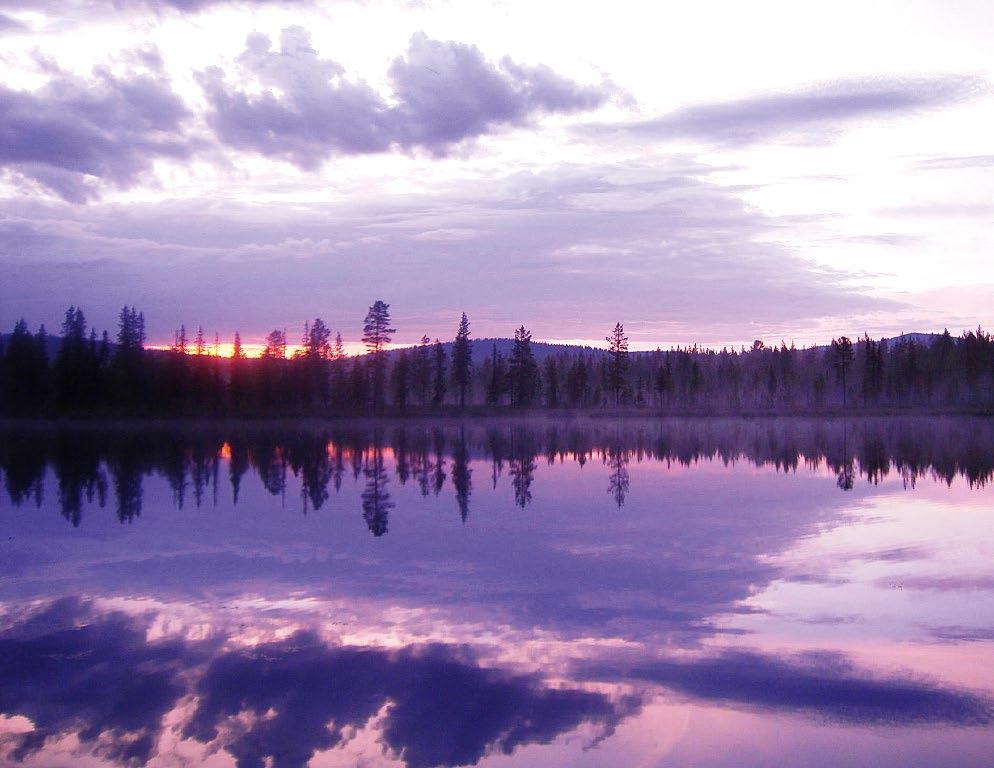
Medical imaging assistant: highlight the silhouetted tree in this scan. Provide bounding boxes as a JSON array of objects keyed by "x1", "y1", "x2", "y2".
[
  {"x1": 414, "y1": 334, "x2": 432, "y2": 405},
  {"x1": 831, "y1": 336, "x2": 855, "y2": 408},
  {"x1": 451, "y1": 313, "x2": 472, "y2": 408},
  {"x1": 508, "y1": 326, "x2": 539, "y2": 407},
  {"x1": 486, "y1": 342, "x2": 506, "y2": 406},
  {"x1": 566, "y1": 355, "x2": 589, "y2": 407},
  {"x1": 363, "y1": 300, "x2": 395, "y2": 410},
  {"x1": 1, "y1": 320, "x2": 49, "y2": 415},
  {"x1": 391, "y1": 349, "x2": 411, "y2": 409},
  {"x1": 544, "y1": 356, "x2": 560, "y2": 407},
  {"x1": 230, "y1": 332, "x2": 248, "y2": 408},
  {"x1": 606, "y1": 322, "x2": 629, "y2": 405},
  {"x1": 431, "y1": 339, "x2": 447, "y2": 406}
]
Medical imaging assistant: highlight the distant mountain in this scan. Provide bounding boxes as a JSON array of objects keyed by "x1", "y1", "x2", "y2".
[
  {"x1": 384, "y1": 337, "x2": 612, "y2": 363},
  {"x1": 880, "y1": 332, "x2": 943, "y2": 348},
  {"x1": 0, "y1": 330, "x2": 957, "y2": 363}
]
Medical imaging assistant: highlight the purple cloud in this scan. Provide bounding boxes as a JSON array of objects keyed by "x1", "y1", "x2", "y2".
[
  {"x1": 0, "y1": 159, "x2": 899, "y2": 343},
  {"x1": 0, "y1": 10, "x2": 26, "y2": 32},
  {"x1": 200, "y1": 28, "x2": 616, "y2": 167},
  {"x1": 0, "y1": 68, "x2": 193, "y2": 201},
  {"x1": 585, "y1": 76, "x2": 984, "y2": 146}
]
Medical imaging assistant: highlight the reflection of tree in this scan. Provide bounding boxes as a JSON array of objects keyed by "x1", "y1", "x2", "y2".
[
  {"x1": 294, "y1": 437, "x2": 332, "y2": 513},
  {"x1": 11, "y1": 419, "x2": 994, "y2": 530},
  {"x1": 432, "y1": 429, "x2": 446, "y2": 496},
  {"x1": 452, "y1": 429, "x2": 472, "y2": 522},
  {"x1": 54, "y1": 434, "x2": 106, "y2": 527},
  {"x1": 606, "y1": 448, "x2": 630, "y2": 508},
  {"x1": 111, "y1": 455, "x2": 143, "y2": 523},
  {"x1": 836, "y1": 425, "x2": 855, "y2": 491},
  {"x1": 248, "y1": 436, "x2": 287, "y2": 499},
  {"x1": 229, "y1": 441, "x2": 249, "y2": 505},
  {"x1": 509, "y1": 455, "x2": 536, "y2": 508},
  {"x1": 362, "y1": 448, "x2": 394, "y2": 536}
]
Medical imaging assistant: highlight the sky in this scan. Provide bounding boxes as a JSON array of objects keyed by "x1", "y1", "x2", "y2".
[{"x1": 1, "y1": 0, "x2": 993, "y2": 352}]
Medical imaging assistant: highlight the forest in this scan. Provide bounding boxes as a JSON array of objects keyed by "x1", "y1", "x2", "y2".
[{"x1": 1, "y1": 300, "x2": 993, "y2": 416}]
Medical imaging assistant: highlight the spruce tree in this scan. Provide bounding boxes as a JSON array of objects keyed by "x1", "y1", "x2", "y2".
[{"x1": 451, "y1": 313, "x2": 472, "y2": 408}]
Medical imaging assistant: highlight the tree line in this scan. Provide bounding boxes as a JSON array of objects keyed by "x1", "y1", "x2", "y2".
[{"x1": 1, "y1": 301, "x2": 993, "y2": 416}]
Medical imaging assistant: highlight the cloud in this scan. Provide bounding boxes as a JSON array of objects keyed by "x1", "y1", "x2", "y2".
[
  {"x1": 917, "y1": 154, "x2": 994, "y2": 170},
  {"x1": 583, "y1": 75, "x2": 984, "y2": 146},
  {"x1": 0, "y1": 67, "x2": 193, "y2": 201},
  {"x1": 0, "y1": 0, "x2": 306, "y2": 13},
  {"x1": 200, "y1": 27, "x2": 616, "y2": 167},
  {"x1": 0, "y1": 157, "x2": 899, "y2": 341},
  {"x1": 0, "y1": 10, "x2": 27, "y2": 32},
  {"x1": 598, "y1": 649, "x2": 992, "y2": 726}
]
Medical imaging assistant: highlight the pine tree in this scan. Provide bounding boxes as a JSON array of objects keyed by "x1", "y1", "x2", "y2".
[
  {"x1": 363, "y1": 300, "x2": 395, "y2": 409},
  {"x1": 508, "y1": 326, "x2": 538, "y2": 407},
  {"x1": 831, "y1": 336, "x2": 855, "y2": 408},
  {"x1": 486, "y1": 342, "x2": 506, "y2": 406},
  {"x1": 391, "y1": 349, "x2": 411, "y2": 409},
  {"x1": 606, "y1": 322, "x2": 629, "y2": 405},
  {"x1": 414, "y1": 334, "x2": 431, "y2": 405},
  {"x1": 451, "y1": 312, "x2": 472, "y2": 408},
  {"x1": 432, "y1": 339, "x2": 447, "y2": 407}
]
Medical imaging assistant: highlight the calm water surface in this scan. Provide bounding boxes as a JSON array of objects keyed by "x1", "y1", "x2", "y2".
[{"x1": 1, "y1": 417, "x2": 993, "y2": 767}]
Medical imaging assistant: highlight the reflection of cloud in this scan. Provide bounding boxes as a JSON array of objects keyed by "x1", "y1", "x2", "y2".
[
  {"x1": 187, "y1": 631, "x2": 634, "y2": 768},
  {"x1": 878, "y1": 574, "x2": 994, "y2": 592},
  {"x1": 0, "y1": 600, "x2": 635, "y2": 768},
  {"x1": 591, "y1": 649, "x2": 993, "y2": 726},
  {"x1": 0, "y1": 598, "x2": 199, "y2": 763}
]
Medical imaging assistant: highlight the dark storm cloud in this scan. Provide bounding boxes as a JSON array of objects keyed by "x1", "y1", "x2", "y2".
[
  {"x1": 200, "y1": 28, "x2": 616, "y2": 167},
  {"x1": 592, "y1": 649, "x2": 993, "y2": 726},
  {"x1": 0, "y1": 68, "x2": 193, "y2": 201},
  {"x1": 584, "y1": 75, "x2": 983, "y2": 146}
]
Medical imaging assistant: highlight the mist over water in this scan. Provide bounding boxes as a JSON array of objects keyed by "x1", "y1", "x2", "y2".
[{"x1": 2, "y1": 416, "x2": 994, "y2": 767}]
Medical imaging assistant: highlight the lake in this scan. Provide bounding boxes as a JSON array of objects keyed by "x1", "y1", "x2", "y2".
[{"x1": 1, "y1": 417, "x2": 993, "y2": 767}]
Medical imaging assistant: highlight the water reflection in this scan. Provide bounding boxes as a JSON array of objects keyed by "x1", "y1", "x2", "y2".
[
  {"x1": 2, "y1": 417, "x2": 994, "y2": 767},
  {"x1": 0, "y1": 598, "x2": 632, "y2": 768},
  {"x1": 4, "y1": 418, "x2": 994, "y2": 527}
]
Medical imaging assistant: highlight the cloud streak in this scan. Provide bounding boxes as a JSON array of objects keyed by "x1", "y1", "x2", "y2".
[
  {"x1": 584, "y1": 75, "x2": 984, "y2": 146},
  {"x1": 595, "y1": 648, "x2": 993, "y2": 726}
]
